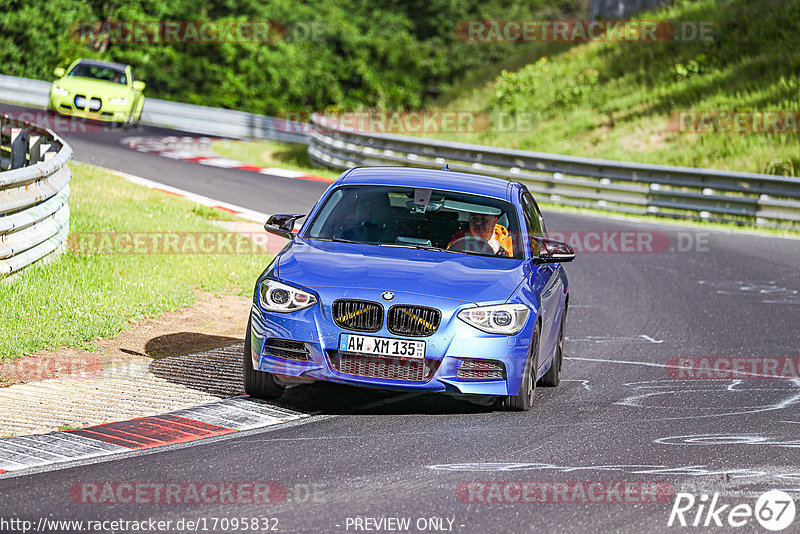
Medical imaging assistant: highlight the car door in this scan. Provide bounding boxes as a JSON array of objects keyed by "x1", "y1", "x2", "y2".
[{"x1": 521, "y1": 191, "x2": 562, "y2": 369}]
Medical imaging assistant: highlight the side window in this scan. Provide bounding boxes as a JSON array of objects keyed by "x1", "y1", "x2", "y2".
[
  {"x1": 532, "y1": 196, "x2": 547, "y2": 236},
  {"x1": 521, "y1": 192, "x2": 545, "y2": 238}
]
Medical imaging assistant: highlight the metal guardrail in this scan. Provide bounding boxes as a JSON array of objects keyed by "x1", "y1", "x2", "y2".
[
  {"x1": 309, "y1": 114, "x2": 800, "y2": 227},
  {"x1": 3, "y1": 73, "x2": 798, "y2": 227},
  {"x1": 0, "y1": 115, "x2": 72, "y2": 276},
  {"x1": 0, "y1": 74, "x2": 308, "y2": 144}
]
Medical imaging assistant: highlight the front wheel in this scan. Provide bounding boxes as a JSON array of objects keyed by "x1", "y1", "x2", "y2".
[
  {"x1": 500, "y1": 323, "x2": 540, "y2": 411},
  {"x1": 123, "y1": 114, "x2": 137, "y2": 130},
  {"x1": 243, "y1": 318, "x2": 285, "y2": 400}
]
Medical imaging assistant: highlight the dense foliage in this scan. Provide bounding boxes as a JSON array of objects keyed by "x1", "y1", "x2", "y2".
[{"x1": 0, "y1": 0, "x2": 583, "y2": 114}]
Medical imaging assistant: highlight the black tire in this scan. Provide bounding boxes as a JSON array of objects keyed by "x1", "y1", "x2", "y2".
[
  {"x1": 539, "y1": 313, "x2": 564, "y2": 387},
  {"x1": 243, "y1": 318, "x2": 285, "y2": 400},
  {"x1": 500, "y1": 323, "x2": 540, "y2": 411}
]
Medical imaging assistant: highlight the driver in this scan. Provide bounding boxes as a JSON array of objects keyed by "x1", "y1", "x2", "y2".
[{"x1": 447, "y1": 211, "x2": 513, "y2": 256}]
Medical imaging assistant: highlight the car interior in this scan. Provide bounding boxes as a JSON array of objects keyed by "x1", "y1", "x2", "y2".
[{"x1": 308, "y1": 186, "x2": 520, "y2": 257}]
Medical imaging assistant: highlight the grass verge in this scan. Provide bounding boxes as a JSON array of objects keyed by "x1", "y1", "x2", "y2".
[
  {"x1": 0, "y1": 162, "x2": 269, "y2": 361},
  {"x1": 429, "y1": 0, "x2": 800, "y2": 176},
  {"x1": 210, "y1": 140, "x2": 341, "y2": 181}
]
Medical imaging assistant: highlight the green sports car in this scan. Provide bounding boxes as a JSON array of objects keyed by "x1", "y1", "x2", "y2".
[{"x1": 49, "y1": 59, "x2": 145, "y2": 125}]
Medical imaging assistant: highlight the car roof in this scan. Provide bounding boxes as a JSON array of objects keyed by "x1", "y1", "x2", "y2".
[
  {"x1": 338, "y1": 166, "x2": 518, "y2": 201},
  {"x1": 74, "y1": 59, "x2": 129, "y2": 71}
]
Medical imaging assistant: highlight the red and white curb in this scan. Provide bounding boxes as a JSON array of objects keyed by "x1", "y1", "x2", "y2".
[
  {"x1": 122, "y1": 136, "x2": 333, "y2": 183},
  {"x1": 0, "y1": 397, "x2": 308, "y2": 475}
]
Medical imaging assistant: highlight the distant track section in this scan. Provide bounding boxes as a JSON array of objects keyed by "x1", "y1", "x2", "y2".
[{"x1": 0, "y1": 74, "x2": 308, "y2": 144}]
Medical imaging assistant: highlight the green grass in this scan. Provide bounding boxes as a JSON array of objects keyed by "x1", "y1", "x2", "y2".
[
  {"x1": 0, "y1": 162, "x2": 269, "y2": 361},
  {"x1": 210, "y1": 140, "x2": 341, "y2": 181},
  {"x1": 426, "y1": 0, "x2": 800, "y2": 176}
]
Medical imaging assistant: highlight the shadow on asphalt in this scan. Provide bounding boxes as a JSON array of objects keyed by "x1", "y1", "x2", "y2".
[
  {"x1": 144, "y1": 332, "x2": 242, "y2": 359},
  {"x1": 148, "y1": 343, "x2": 500, "y2": 416}
]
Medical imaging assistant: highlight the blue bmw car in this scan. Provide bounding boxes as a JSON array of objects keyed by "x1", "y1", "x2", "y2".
[{"x1": 245, "y1": 167, "x2": 574, "y2": 410}]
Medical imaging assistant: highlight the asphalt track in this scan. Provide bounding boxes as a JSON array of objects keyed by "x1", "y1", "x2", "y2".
[{"x1": 2, "y1": 104, "x2": 800, "y2": 533}]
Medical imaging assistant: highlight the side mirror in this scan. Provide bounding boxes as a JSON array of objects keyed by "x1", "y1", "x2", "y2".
[
  {"x1": 133, "y1": 80, "x2": 146, "y2": 91},
  {"x1": 53, "y1": 67, "x2": 65, "y2": 78},
  {"x1": 264, "y1": 213, "x2": 305, "y2": 240},
  {"x1": 533, "y1": 237, "x2": 575, "y2": 263}
]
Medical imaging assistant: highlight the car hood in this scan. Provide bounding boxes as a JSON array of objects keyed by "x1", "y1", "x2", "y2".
[
  {"x1": 56, "y1": 77, "x2": 132, "y2": 97},
  {"x1": 276, "y1": 239, "x2": 528, "y2": 304}
]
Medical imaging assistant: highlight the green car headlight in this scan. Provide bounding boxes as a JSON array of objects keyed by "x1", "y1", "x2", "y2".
[
  {"x1": 109, "y1": 96, "x2": 129, "y2": 105},
  {"x1": 52, "y1": 85, "x2": 69, "y2": 97}
]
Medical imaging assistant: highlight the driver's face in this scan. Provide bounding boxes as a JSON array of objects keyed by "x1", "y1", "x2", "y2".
[{"x1": 468, "y1": 214, "x2": 497, "y2": 238}]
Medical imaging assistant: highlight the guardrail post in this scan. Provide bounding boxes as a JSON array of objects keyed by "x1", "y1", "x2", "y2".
[
  {"x1": 29, "y1": 135, "x2": 43, "y2": 163},
  {"x1": 10, "y1": 129, "x2": 28, "y2": 169}
]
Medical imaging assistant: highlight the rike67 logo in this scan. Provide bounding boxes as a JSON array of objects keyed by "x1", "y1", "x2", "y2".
[{"x1": 669, "y1": 490, "x2": 796, "y2": 531}]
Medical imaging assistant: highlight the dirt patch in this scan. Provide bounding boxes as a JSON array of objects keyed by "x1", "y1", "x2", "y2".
[{"x1": 0, "y1": 291, "x2": 251, "y2": 387}]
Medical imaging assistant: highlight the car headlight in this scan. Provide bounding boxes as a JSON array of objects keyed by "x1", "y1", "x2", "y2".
[
  {"x1": 52, "y1": 85, "x2": 69, "y2": 96},
  {"x1": 109, "y1": 96, "x2": 129, "y2": 105},
  {"x1": 258, "y1": 279, "x2": 317, "y2": 313},
  {"x1": 458, "y1": 303, "x2": 530, "y2": 334}
]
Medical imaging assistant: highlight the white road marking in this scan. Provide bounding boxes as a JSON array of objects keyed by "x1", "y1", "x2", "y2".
[
  {"x1": 567, "y1": 357, "x2": 800, "y2": 379},
  {"x1": 562, "y1": 379, "x2": 591, "y2": 390},
  {"x1": 565, "y1": 335, "x2": 665, "y2": 344},
  {"x1": 426, "y1": 462, "x2": 800, "y2": 483},
  {"x1": 639, "y1": 334, "x2": 664, "y2": 343}
]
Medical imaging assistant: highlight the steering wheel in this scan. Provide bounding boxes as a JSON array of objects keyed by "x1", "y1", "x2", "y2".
[{"x1": 448, "y1": 236, "x2": 496, "y2": 255}]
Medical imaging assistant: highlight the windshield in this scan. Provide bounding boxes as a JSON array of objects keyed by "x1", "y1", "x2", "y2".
[
  {"x1": 68, "y1": 63, "x2": 127, "y2": 84},
  {"x1": 305, "y1": 185, "x2": 523, "y2": 259}
]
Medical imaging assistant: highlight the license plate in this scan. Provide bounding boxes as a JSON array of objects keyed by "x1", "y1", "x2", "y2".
[
  {"x1": 339, "y1": 333, "x2": 425, "y2": 359},
  {"x1": 74, "y1": 96, "x2": 86, "y2": 108}
]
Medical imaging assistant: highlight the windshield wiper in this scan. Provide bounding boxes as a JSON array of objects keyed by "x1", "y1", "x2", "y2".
[
  {"x1": 377, "y1": 243, "x2": 458, "y2": 254},
  {"x1": 310, "y1": 237, "x2": 362, "y2": 244}
]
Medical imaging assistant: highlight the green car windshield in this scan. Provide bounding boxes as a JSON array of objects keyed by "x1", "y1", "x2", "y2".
[
  {"x1": 305, "y1": 185, "x2": 523, "y2": 259},
  {"x1": 69, "y1": 63, "x2": 127, "y2": 85}
]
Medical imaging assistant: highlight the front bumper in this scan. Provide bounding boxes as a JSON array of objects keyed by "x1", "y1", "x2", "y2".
[
  {"x1": 49, "y1": 93, "x2": 131, "y2": 122},
  {"x1": 248, "y1": 299, "x2": 535, "y2": 397}
]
